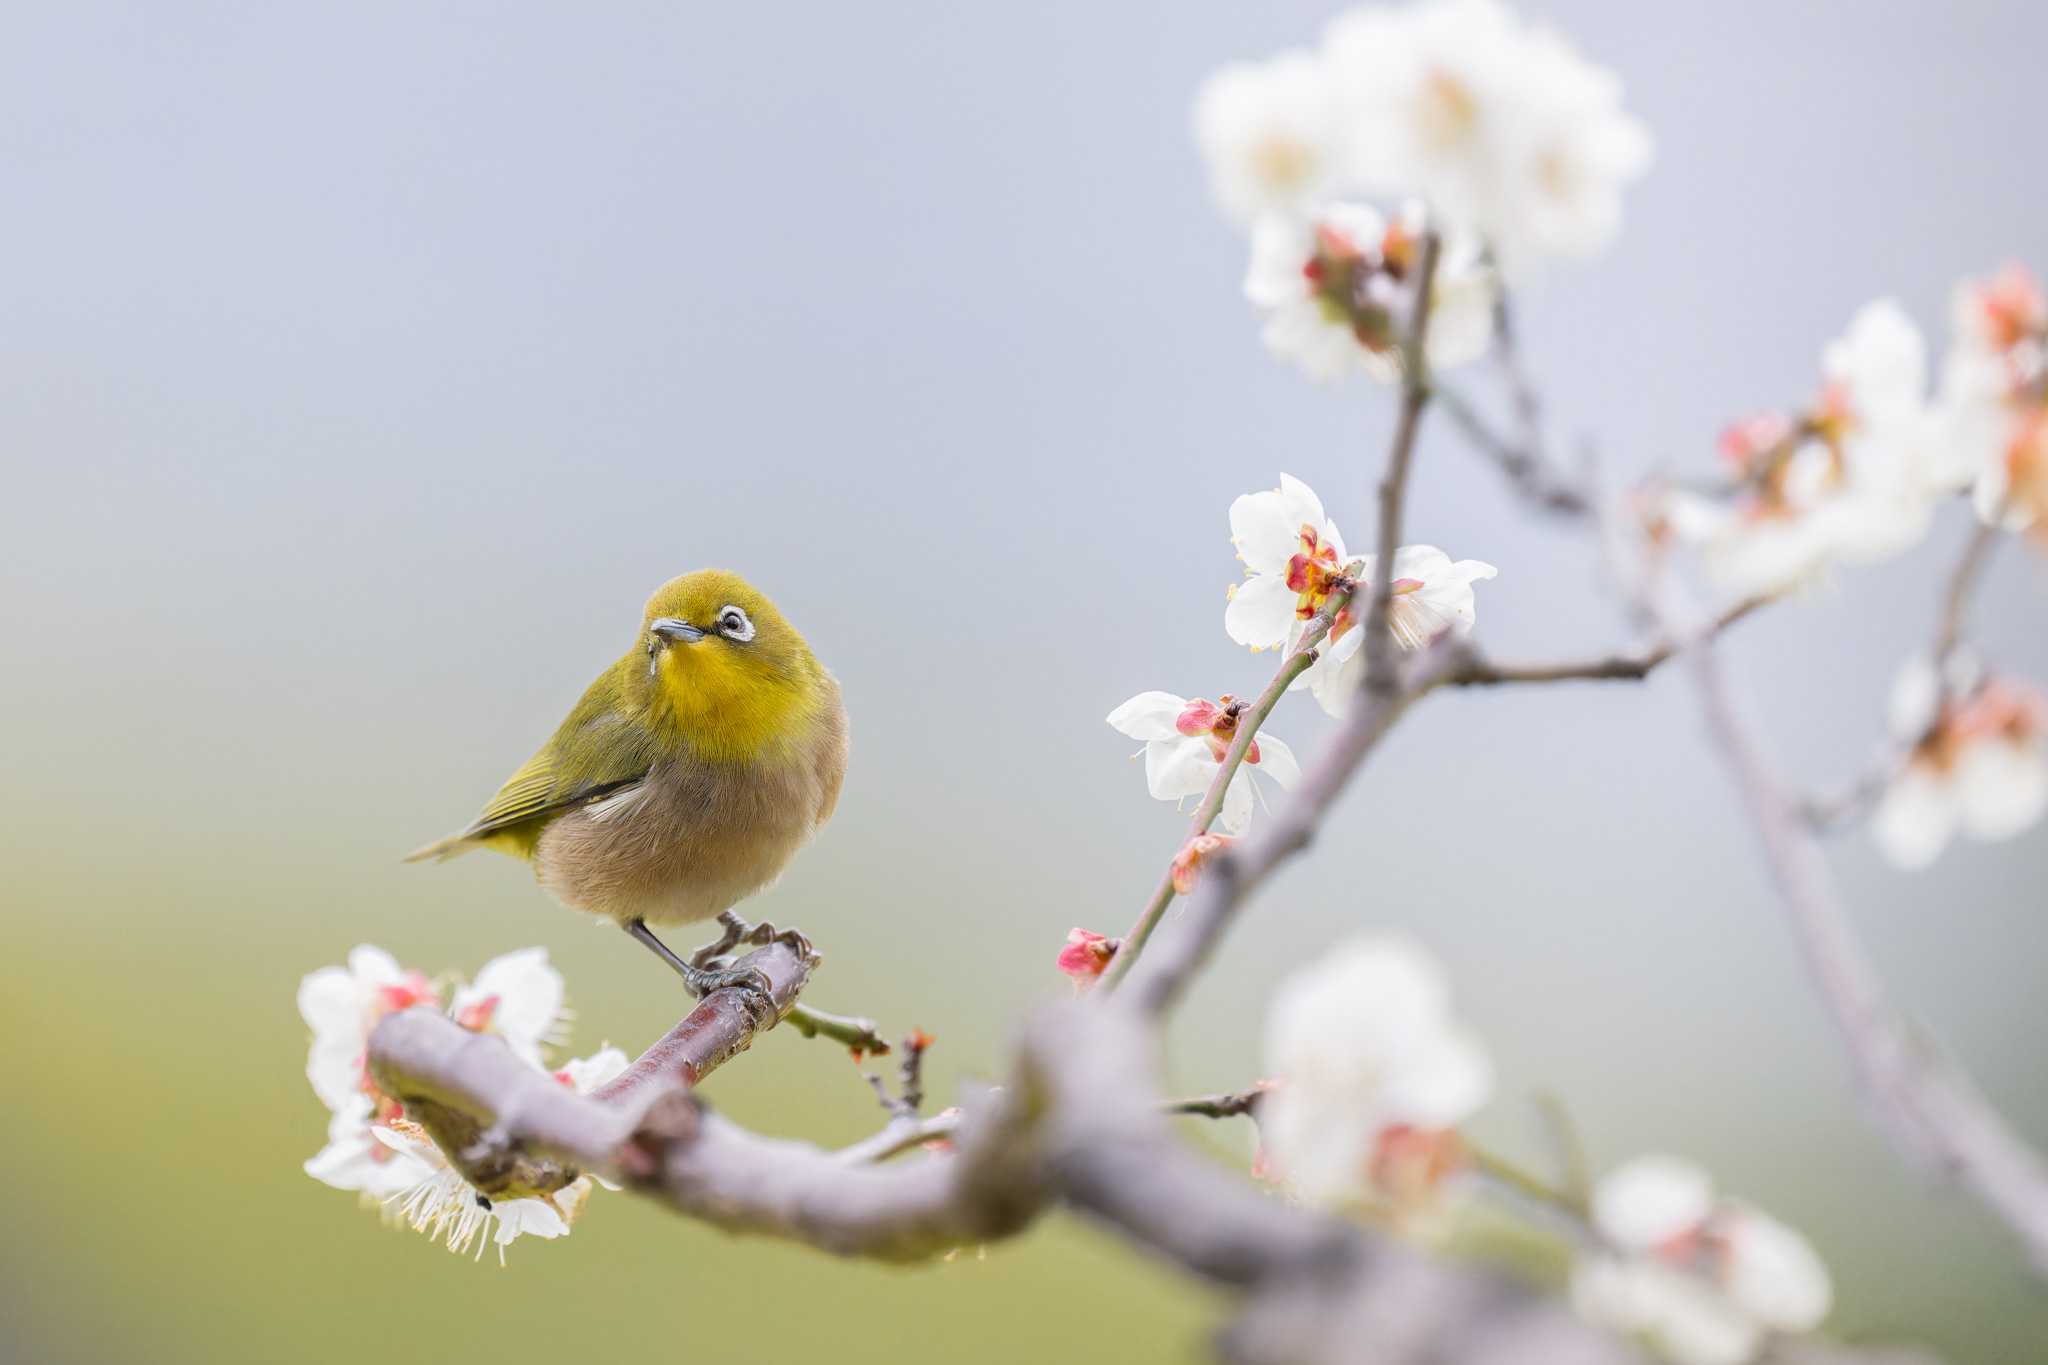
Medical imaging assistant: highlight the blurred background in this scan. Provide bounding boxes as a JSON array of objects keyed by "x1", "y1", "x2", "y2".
[{"x1": 4, "y1": 2, "x2": 2044, "y2": 1361}]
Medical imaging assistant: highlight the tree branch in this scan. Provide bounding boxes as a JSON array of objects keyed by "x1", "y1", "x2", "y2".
[
  {"x1": 1665, "y1": 594, "x2": 2048, "y2": 1274},
  {"x1": 1447, "y1": 592, "x2": 1773, "y2": 687}
]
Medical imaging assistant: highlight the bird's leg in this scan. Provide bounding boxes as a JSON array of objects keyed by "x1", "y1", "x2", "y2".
[
  {"x1": 705, "y1": 908, "x2": 818, "y2": 965},
  {"x1": 624, "y1": 918, "x2": 775, "y2": 1011}
]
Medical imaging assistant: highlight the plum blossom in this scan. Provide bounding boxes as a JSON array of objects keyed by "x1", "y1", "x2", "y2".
[
  {"x1": 381, "y1": 1046, "x2": 628, "y2": 1264},
  {"x1": 1319, "y1": 0, "x2": 1652, "y2": 279},
  {"x1": 1667, "y1": 300, "x2": 1947, "y2": 595},
  {"x1": 1106, "y1": 691, "x2": 1301, "y2": 835},
  {"x1": 300, "y1": 944, "x2": 602, "y2": 1257},
  {"x1": 1056, "y1": 928, "x2": 1117, "y2": 984},
  {"x1": 1243, "y1": 201, "x2": 1495, "y2": 383},
  {"x1": 1571, "y1": 1154, "x2": 1832, "y2": 1365},
  {"x1": 298, "y1": 944, "x2": 438, "y2": 1114},
  {"x1": 1871, "y1": 660, "x2": 2048, "y2": 869},
  {"x1": 1933, "y1": 263, "x2": 2048, "y2": 530},
  {"x1": 1260, "y1": 934, "x2": 1493, "y2": 1211},
  {"x1": 449, "y1": 945, "x2": 572, "y2": 1067},
  {"x1": 1192, "y1": 51, "x2": 1347, "y2": 228},
  {"x1": 1226, "y1": 473, "x2": 1355, "y2": 653},
  {"x1": 1224, "y1": 475, "x2": 1495, "y2": 715},
  {"x1": 1302, "y1": 545, "x2": 1497, "y2": 716}
]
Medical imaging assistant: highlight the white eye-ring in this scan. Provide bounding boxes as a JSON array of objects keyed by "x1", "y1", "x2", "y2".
[{"x1": 717, "y1": 605, "x2": 755, "y2": 643}]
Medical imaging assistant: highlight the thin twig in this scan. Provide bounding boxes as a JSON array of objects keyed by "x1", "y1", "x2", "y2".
[
  {"x1": 1448, "y1": 593, "x2": 1773, "y2": 686},
  {"x1": 1931, "y1": 521, "x2": 2001, "y2": 671},
  {"x1": 1099, "y1": 586, "x2": 1354, "y2": 992},
  {"x1": 1361, "y1": 230, "x2": 1445, "y2": 702},
  {"x1": 786, "y1": 1002, "x2": 893, "y2": 1057}
]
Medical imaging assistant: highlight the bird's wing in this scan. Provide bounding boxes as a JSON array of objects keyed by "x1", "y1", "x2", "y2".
[{"x1": 406, "y1": 666, "x2": 660, "y2": 862}]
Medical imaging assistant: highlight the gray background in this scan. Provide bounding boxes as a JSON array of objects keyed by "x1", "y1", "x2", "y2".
[{"x1": 4, "y1": 3, "x2": 2042, "y2": 1362}]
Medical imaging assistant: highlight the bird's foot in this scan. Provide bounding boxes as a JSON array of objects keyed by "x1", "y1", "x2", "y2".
[{"x1": 676, "y1": 958, "x2": 778, "y2": 1009}]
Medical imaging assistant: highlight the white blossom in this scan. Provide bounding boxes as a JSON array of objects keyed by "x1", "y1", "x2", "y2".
[
  {"x1": 1668, "y1": 301, "x2": 1947, "y2": 596},
  {"x1": 1932, "y1": 263, "x2": 2047, "y2": 524},
  {"x1": 1260, "y1": 934, "x2": 1493, "y2": 1208},
  {"x1": 1573, "y1": 1155, "x2": 1831, "y2": 1365},
  {"x1": 298, "y1": 944, "x2": 438, "y2": 1112},
  {"x1": 1106, "y1": 691, "x2": 1300, "y2": 836},
  {"x1": 1192, "y1": 51, "x2": 1347, "y2": 227},
  {"x1": 1243, "y1": 202, "x2": 1495, "y2": 383},
  {"x1": 1319, "y1": 0, "x2": 1652, "y2": 279},
  {"x1": 449, "y1": 946, "x2": 571, "y2": 1067},
  {"x1": 1226, "y1": 472, "x2": 1353, "y2": 653},
  {"x1": 303, "y1": 1094, "x2": 434, "y2": 1198},
  {"x1": 1303, "y1": 545, "x2": 1497, "y2": 716},
  {"x1": 1871, "y1": 663, "x2": 2048, "y2": 869}
]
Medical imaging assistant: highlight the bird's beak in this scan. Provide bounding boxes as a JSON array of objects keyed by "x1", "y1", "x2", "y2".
[{"x1": 650, "y1": 617, "x2": 706, "y2": 644}]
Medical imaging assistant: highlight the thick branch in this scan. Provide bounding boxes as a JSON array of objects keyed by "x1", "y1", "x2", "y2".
[{"x1": 367, "y1": 996, "x2": 1648, "y2": 1365}]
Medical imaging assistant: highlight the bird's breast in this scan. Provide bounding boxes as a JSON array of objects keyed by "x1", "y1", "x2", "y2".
[{"x1": 533, "y1": 721, "x2": 845, "y2": 927}]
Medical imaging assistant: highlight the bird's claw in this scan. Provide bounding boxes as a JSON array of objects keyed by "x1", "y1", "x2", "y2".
[
  {"x1": 678, "y1": 960, "x2": 780, "y2": 1025},
  {"x1": 701, "y1": 910, "x2": 819, "y2": 967}
]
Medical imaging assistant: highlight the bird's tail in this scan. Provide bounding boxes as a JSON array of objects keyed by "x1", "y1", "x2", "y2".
[{"x1": 403, "y1": 832, "x2": 477, "y2": 863}]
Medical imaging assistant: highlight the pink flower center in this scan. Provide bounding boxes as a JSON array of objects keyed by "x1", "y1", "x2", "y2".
[
  {"x1": 1369, "y1": 1124, "x2": 1466, "y2": 1201},
  {"x1": 1176, "y1": 695, "x2": 1260, "y2": 764}
]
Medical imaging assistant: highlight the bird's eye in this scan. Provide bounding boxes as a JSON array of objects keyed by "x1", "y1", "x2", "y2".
[{"x1": 718, "y1": 606, "x2": 755, "y2": 642}]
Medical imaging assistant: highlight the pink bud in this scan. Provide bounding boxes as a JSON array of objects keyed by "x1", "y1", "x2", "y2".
[{"x1": 1056, "y1": 928, "x2": 1118, "y2": 983}]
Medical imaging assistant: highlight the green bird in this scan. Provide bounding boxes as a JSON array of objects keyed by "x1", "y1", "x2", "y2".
[{"x1": 409, "y1": 569, "x2": 849, "y2": 993}]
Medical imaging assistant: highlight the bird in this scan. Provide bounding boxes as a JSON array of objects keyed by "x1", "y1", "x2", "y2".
[{"x1": 408, "y1": 569, "x2": 848, "y2": 999}]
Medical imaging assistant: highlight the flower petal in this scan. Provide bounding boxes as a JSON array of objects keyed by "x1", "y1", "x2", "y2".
[
  {"x1": 1145, "y1": 736, "x2": 1217, "y2": 802},
  {"x1": 1225, "y1": 574, "x2": 1300, "y2": 650},
  {"x1": 1107, "y1": 691, "x2": 1189, "y2": 741},
  {"x1": 1249, "y1": 732, "x2": 1302, "y2": 790}
]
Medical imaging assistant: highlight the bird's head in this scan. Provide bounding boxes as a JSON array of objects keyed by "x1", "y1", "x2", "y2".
[{"x1": 636, "y1": 570, "x2": 825, "y2": 759}]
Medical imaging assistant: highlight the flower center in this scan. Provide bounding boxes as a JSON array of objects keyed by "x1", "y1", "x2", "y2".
[
  {"x1": 1285, "y1": 524, "x2": 1346, "y2": 620},
  {"x1": 455, "y1": 994, "x2": 501, "y2": 1033},
  {"x1": 1175, "y1": 695, "x2": 1261, "y2": 764},
  {"x1": 1418, "y1": 67, "x2": 1479, "y2": 149},
  {"x1": 1250, "y1": 131, "x2": 1316, "y2": 194}
]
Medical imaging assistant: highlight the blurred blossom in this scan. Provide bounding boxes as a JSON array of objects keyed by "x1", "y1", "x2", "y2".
[
  {"x1": 1169, "y1": 831, "x2": 1234, "y2": 894},
  {"x1": 1055, "y1": 927, "x2": 1117, "y2": 983},
  {"x1": 1260, "y1": 933, "x2": 1493, "y2": 1210},
  {"x1": 1934, "y1": 263, "x2": 2048, "y2": 532},
  {"x1": 1105, "y1": 691, "x2": 1301, "y2": 835},
  {"x1": 1242, "y1": 202, "x2": 1496, "y2": 382},
  {"x1": 1872, "y1": 661, "x2": 2048, "y2": 869},
  {"x1": 1192, "y1": 52, "x2": 1346, "y2": 227},
  {"x1": 1318, "y1": 0, "x2": 1652, "y2": 278},
  {"x1": 1667, "y1": 300, "x2": 1948, "y2": 596},
  {"x1": 1573, "y1": 1154, "x2": 1832, "y2": 1365},
  {"x1": 1303, "y1": 545, "x2": 1496, "y2": 716}
]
